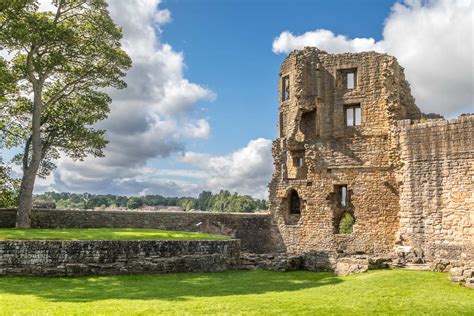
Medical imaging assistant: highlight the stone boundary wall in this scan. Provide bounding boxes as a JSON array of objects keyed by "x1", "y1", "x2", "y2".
[
  {"x1": 0, "y1": 239, "x2": 240, "y2": 276},
  {"x1": 0, "y1": 209, "x2": 274, "y2": 253},
  {"x1": 396, "y1": 115, "x2": 474, "y2": 272}
]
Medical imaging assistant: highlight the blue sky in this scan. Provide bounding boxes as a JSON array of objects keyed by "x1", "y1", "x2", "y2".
[
  {"x1": 159, "y1": 0, "x2": 394, "y2": 154},
  {"x1": 2, "y1": 0, "x2": 472, "y2": 198},
  {"x1": 146, "y1": 0, "x2": 398, "y2": 186}
]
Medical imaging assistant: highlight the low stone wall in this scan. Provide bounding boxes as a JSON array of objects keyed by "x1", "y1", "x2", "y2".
[
  {"x1": 0, "y1": 209, "x2": 274, "y2": 253},
  {"x1": 0, "y1": 239, "x2": 240, "y2": 276}
]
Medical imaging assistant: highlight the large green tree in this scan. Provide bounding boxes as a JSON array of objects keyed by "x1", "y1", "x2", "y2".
[{"x1": 0, "y1": 0, "x2": 131, "y2": 227}]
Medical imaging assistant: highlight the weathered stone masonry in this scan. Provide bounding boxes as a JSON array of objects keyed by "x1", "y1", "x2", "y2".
[
  {"x1": 269, "y1": 47, "x2": 422, "y2": 255},
  {"x1": 0, "y1": 208, "x2": 274, "y2": 253},
  {"x1": 0, "y1": 240, "x2": 240, "y2": 276},
  {"x1": 268, "y1": 47, "x2": 473, "y2": 282},
  {"x1": 396, "y1": 116, "x2": 474, "y2": 274}
]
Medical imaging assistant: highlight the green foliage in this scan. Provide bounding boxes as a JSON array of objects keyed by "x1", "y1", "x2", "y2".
[
  {"x1": 34, "y1": 192, "x2": 128, "y2": 209},
  {"x1": 0, "y1": 0, "x2": 131, "y2": 202},
  {"x1": 0, "y1": 158, "x2": 19, "y2": 208},
  {"x1": 34, "y1": 190, "x2": 268, "y2": 213},
  {"x1": 126, "y1": 197, "x2": 143, "y2": 210},
  {"x1": 179, "y1": 198, "x2": 196, "y2": 211},
  {"x1": 0, "y1": 270, "x2": 472, "y2": 315},
  {"x1": 0, "y1": 228, "x2": 227, "y2": 241},
  {"x1": 193, "y1": 190, "x2": 267, "y2": 213},
  {"x1": 339, "y1": 212, "x2": 355, "y2": 234}
]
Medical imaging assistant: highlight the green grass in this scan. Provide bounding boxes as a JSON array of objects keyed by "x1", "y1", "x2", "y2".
[
  {"x1": 0, "y1": 228, "x2": 228, "y2": 241},
  {"x1": 0, "y1": 270, "x2": 472, "y2": 315}
]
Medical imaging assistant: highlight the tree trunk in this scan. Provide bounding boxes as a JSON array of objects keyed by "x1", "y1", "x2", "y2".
[
  {"x1": 16, "y1": 136, "x2": 43, "y2": 228},
  {"x1": 16, "y1": 167, "x2": 37, "y2": 228},
  {"x1": 16, "y1": 79, "x2": 44, "y2": 228}
]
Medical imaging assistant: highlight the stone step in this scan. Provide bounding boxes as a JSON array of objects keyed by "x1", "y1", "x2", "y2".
[{"x1": 399, "y1": 263, "x2": 431, "y2": 271}]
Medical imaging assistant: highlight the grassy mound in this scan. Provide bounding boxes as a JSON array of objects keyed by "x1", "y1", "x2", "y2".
[
  {"x1": 0, "y1": 228, "x2": 228, "y2": 241},
  {"x1": 0, "y1": 270, "x2": 472, "y2": 315}
]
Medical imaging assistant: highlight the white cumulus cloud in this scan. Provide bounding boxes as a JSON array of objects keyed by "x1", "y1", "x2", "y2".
[
  {"x1": 272, "y1": 29, "x2": 383, "y2": 54},
  {"x1": 33, "y1": 0, "x2": 216, "y2": 195},
  {"x1": 182, "y1": 138, "x2": 274, "y2": 199},
  {"x1": 272, "y1": 0, "x2": 473, "y2": 117}
]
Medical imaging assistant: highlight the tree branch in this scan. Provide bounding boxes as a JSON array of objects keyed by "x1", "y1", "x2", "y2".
[
  {"x1": 26, "y1": 46, "x2": 37, "y2": 85},
  {"x1": 44, "y1": 71, "x2": 95, "y2": 108},
  {"x1": 53, "y1": 0, "x2": 64, "y2": 24}
]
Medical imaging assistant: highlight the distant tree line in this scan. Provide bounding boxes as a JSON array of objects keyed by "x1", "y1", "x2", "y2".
[{"x1": 32, "y1": 190, "x2": 268, "y2": 213}]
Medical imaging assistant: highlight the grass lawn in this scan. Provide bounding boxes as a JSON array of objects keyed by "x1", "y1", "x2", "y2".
[
  {"x1": 0, "y1": 270, "x2": 472, "y2": 315},
  {"x1": 0, "y1": 228, "x2": 228, "y2": 241}
]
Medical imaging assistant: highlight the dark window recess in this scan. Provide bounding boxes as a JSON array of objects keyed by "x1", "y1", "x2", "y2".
[
  {"x1": 279, "y1": 112, "x2": 285, "y2": 137},
  {"x1": 337, "y1": 68, "x2": 357, "y2": 90},
  {"x1": 289, "y1": 190, "x2": 301, "y2": 214},
  {"x1": 345, "y1": 104, "x2": 361, "y2": 127},
  {"x1": 300, "y1": 110, "x2": 317, "y2": 138},
  {"x1": 282, "y1": 75, "x2": 290, "y2": 101},
  {"x1": 293, "y1": 157, "x2": 304, "y2": 168}
]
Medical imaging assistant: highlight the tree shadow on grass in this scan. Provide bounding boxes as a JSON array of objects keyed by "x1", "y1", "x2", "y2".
[{"x1": 0, "y1": 270, "x2": 343, "y2": 303}]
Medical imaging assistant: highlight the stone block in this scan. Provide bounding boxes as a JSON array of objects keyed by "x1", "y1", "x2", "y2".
[
  {"x1": 464, "y1": 278, "x2": 474, "y2": 289},
  {"x1": 335, "y1": 257, "x2": 369, "y2": 276},
  {"x1": 449, "y1": 276, "x2": 465, "y2": 283}
]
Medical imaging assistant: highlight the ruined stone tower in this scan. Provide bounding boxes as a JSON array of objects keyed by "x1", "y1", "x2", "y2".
[
  {"x1": 269, "y1": 47, "x2": 423, "y2": 255},
  {"x1": 269, "y1": 47, "x2": 473, "y2": 279}
]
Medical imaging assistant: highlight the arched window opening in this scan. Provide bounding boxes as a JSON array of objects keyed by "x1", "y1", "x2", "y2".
[
  {"x1": 338, "y1": 212, "x2": 355, "y2": 234},
  {"x1": 289, "y1": 190, "x2": 301, "y2": 215}
]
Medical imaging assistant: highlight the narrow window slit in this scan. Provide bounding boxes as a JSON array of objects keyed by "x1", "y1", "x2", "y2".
[
  {"x1": 289, "y1": 190, "x2": 301, "y2": 215},
  {"x1": 282, "y1": 75, "x2": 290, "y2": 101}
]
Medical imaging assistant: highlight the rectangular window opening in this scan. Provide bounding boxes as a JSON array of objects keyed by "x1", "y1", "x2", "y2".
[
  {"x1": 345, "y1": 104, "x2": 361, "y2": 127},
  {"x1": 282, "y1": 75, "x2": 290, "y2": 101},
  {"x1": 354, "y1": 106, "x2": 361, "y2": 125},
  {"x1": 293, "y1": 157, "x2": 304, "y2": 168},
  {"x1": 300, "y1": 110, "x2": 317, "y2": 139},
  {"x1": 346, "y1": 72, "x2": 355, "y2": 89},
  {"x1": 336, "y1": 185, "x2": 349, "y2": 207},
  {"x1": 341, "y1": 185, "x2": 347, "y2": 206}
]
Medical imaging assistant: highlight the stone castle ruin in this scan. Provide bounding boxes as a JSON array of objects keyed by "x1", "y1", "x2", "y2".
[
  {"x1": 268, "y1": 47, "x2": 473, "y2": 281},
  {"x1": 0, "y1": 47, "x2": 472, "y2": 285}
]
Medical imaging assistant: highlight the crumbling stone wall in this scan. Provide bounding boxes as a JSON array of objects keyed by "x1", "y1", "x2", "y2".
[
  {"x1": 0, "y1": 239, "x2": 240, "y2": 276},
  {"x1": 396, "y1": 115, "x2": 474, "y2": 272},
  {"x1": 269, "y1": 47, "x2": 421, "y2": 255}
]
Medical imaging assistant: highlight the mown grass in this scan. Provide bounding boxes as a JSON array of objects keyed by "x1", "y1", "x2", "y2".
[
  {"x1": 0, "y1": 228, "x2": 228, "y2": 241},
  {"x1": 0, "y1": 269, "x2": 472, "y2": 315}
]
